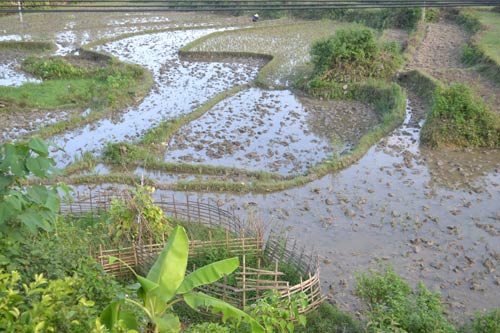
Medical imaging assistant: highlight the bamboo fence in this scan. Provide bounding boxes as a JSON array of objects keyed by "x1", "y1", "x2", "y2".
[{"x1": 64, "y1": 189, "x2": 324, "y2": 313}]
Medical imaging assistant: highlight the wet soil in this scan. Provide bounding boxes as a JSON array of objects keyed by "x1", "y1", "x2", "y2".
[
  {"x1": 0, "y1": 50, "x2": 41, "y2": 87},
  {"x1": 164, "y1": 88, "x2": 378, "y2": 175}
]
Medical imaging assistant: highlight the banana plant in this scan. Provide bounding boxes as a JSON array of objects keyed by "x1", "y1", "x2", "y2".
[{"x1": 101, "y1": 225, "x2": 264, "y2": 333}]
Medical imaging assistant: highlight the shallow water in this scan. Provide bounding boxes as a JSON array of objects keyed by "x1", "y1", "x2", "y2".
[
  {"x1": 165, "y1": 88, "x2": 343, "y2": 175},
  {"x1": 51, "y1": 29, "x2": 260, "y2": 166},
  {"x1": 0, "y1": 62, "x2": 41, "y2": 86}
]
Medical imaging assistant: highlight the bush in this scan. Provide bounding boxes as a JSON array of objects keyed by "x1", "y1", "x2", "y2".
[
  {"x1": 23, "y1": 56, "x2": 86, "y2": 80},
  {"x1": 338, "y1": 8, "x2": 422, "y2": 30},
  {"x1": 0, "y1": 271, "x2": 102, "y2": 333},
  {"x1": 471, "y1": 309, "x2": 500, "y2": 333},
  {"x1": 385, "y1": 8, "x2": 422, "y2": 31},
  {"x1": 421, "y1": 84, "x2": 500, "y2": 148},
  {"x1": 310, "y1": 27, "x2": 402, "y2": 83},
  {"x1": 356, "y1": 266, "x2": 456, "y2": 333},
  {"x1": 424, "y1": 8, "x2": 440, "y2": 23},
  {"x1": 456, "y1": 11, "x2": 483, "y2": 34},
  {"x1": 460, "y1": 44, "x2": 483, "y2": 66}
]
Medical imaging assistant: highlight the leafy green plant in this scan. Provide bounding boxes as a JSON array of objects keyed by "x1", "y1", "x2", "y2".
[
  {"x1": 101, "y1": 226, "x2": 264, "y2": 333},
  {"x1": 456, "y1": 11, "x2": 483, "y2": 34},
  {"x1": 460, "y1": 44, "x2": 483, "y2": 66},
  {"x1": 310, "y1": 27, "x2": 402, "y2": 83},
  {"x1": 0, "y1": 270, "x2": 101, "y2": 332},
  {"x1": 23, "y1": 56, "x2": 86, "y2": 80},
  {"x1": 0, "y1": 138, "x2": 67, "y2": 270},
  {"x1": 421, "y1": 84, "x2": 500, "y2": 148},
  {"x1": 356, "y1": 266, "x2": 455, "y2": 333},
  {"x1": 248, "y1": 291, "x2": 308, "y2": 333},
  {"x1": 107, "y1": 185, "x2": 172, "y2": 245},
  {"x1": 467, "y1": 308, "x2": 500, "y2": 333}
]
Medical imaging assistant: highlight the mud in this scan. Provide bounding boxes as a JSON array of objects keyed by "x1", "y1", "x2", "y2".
[{"x1": 164, "y1": 88, "x2": 378, "y2": 175}]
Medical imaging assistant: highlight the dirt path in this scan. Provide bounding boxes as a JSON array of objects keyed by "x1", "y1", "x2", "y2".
[{"x1": 406, "y1": 21, "x2": 500, "y2": 113}]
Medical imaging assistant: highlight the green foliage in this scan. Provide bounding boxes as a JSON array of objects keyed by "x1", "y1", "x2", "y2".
[
  {"x1": 338, "y1": 8, "x2": 422, "y2": 30},
  {"x1": 356, "y1": 266, "x2": 455, "y2": 333},
  {"x1": 0, "y1": 41, "x2": 54, "y2": 52},
  {"x1": 460, "y1": 44, "x2": 483, "y2": 66},
  {"x1": 23, "y1": 56, "x2": 87, "y2": 80},
  {"x1": 106, "y1": 185, "x2": 172, "y2": 245},
  {"x1": 456, "y1": 11, "x2": 483, "y2": 34},
  {"x1": 0, "y1": 270, "x2": 102, "y2": 332},
  {"x1": 310, "y1": 27, "x2": 402, "y2": 83},
  {"x1": 424, "y1": 8, "x2": 440, "y2": 23},
  {"x1": 385, "y1": 8, "x2": 422, "y2": 31},
  {"x1": 0, "y1": 54, "x2": 151, "y2": 118},
  {"x1": 296, "y1": 302, "x2": 364, "y2": 333},
  {"x1": 421, "y1": 84, "x2": 500, "y2": 148},
  {"x1": 0, "y1": 139, "x2": 64, "y2": 269},
  {"x1": 185, "y1": 322, "x2": 232, "y2": 333},
  {"x1": 248, "y1": 291, "x2": 308, "y2": 333},
  {"x1": 101, "y1": 226, "x2": 264, "y2": 333},
  {"x1": 103, "y1": 142, "x2": 151, "y2": 165},
  {"x1": 472, "y1": 309, "x2": 500, "y2": 333}
]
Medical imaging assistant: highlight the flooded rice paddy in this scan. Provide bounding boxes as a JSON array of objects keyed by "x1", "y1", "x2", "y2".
[
  {"x1": 165, "y1": 88, "x2": 378, "y2": 175},
  {"x1": 1, "y1": 12, "x2": 499, "y2": 320},
  {"x1": 52, "y1": 29, "x2": 261, "y2": 165}
]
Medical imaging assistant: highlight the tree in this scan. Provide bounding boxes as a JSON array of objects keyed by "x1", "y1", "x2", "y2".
[{"x1": 0, "y1": 138, "x2": 66, "y2": 270}]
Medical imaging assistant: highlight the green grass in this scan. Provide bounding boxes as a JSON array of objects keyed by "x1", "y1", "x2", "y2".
[
  {"x1": 0, "y1": 41, "x2": 55, "y2": 52},
  {"x1": 0, "y1": 56, "x2": 153, "y2": 137},
  {"x1": 471, "y1": 10, "x2": 500, "y2": 78},
  {"x1": 0, "y1": 79, "x2": 91, "y2": 110}
]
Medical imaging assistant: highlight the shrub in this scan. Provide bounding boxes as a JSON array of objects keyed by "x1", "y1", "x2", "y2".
[
  {"x1": 338, "y1": 8, "x2": 422, "y2": 30},
  {"x1": 356, "y1": 266, "x2": 456, "y2": 333},
  {"x1": 106, "y1": 185, "x2": 173, "y2": 245},
  {"x1": 22, "y1": 56, "x2": 86, "y2": 80},
  {"x1": 248, "y1": 291, "x2": 308, "y2": 333},
  {"x1": 421, "y1": 84, "x2": 500, "y2": 148},
  {"x1": 385, "y1": 8, "x2": 422, "y2": 31},
  {"x1": 424, "y1": 8, "x2": 440, "y2": 22},
  {"x1": 310, "y1": 27, "x2": 402, "y2": 83},
  {"x1": 460, "y1": 44, "x2": 483, "y2": 66},
  {"x1": 0, "y1": 271, "x2": 102, "y2": 333},
  {"x1": 456, "y1": 11, "x2": 483, "y2": 34},
  {"x1": 471, "y1": 309, "x2": 500, "y2": 333}
]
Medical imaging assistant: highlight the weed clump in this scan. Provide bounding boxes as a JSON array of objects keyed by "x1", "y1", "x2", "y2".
[
  {"x1": 310, "y1": 27, "x2": 402, "y2": 83},
  {"x1": 421, "y1": 84, "x2": 500, "y2": 148},
  {"x1": 467, "y1": 308, "x2": 500, "y2": 333},
  {"x1": 23, "y1": 57, "x2": 86, "y2": 80},
  {"x1": 356, "y1": 266, "x2": 455, "y2": 333}
]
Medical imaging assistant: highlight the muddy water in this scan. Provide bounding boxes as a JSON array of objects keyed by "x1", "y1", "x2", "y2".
[
  {"x1": 0, "y1": 62, "x2": 41, "y2": 86},
  {"x1": 51, "y1": 29, "x2": 261, "y2": 166},
  {"x1": 165, "y1": 88, "x2": 378, "y2": 175}
]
